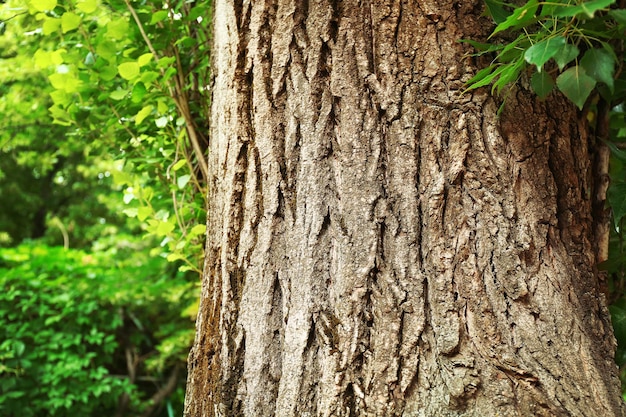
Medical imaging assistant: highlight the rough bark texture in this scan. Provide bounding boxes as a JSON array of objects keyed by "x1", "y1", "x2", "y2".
[{"x1": 185, "y1": 1, "x2": 626, "y2": 416}]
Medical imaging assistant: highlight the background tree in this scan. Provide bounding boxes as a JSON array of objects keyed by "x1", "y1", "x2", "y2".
[{"x1": 184, "y1": 1, "x2": 626, "y2": 416}]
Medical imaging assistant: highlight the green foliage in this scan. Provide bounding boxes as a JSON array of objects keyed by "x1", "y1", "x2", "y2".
[
  {"x1": 0, "y1": 3, "x2": 130, "y2": 248},
  {"x1": 0, "y1": 242, "x2": 198, "y2": 416},
  {"x1": 467, "y1": 0, "x2": 621, "y2": 109},
  {"x1": 2, "y1": 0, "x2": 211, "y2": 270},
  {"x1": 0, "y1": 244, "x2": 119, "y2": 415}
]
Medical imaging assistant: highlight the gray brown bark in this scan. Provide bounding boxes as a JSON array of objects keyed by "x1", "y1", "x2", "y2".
[{"x1": 184, "y1": 1, "x2": 626, "y2": 416}]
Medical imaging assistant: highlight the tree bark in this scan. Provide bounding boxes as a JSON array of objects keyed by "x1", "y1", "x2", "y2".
[{"x1": 185, "y1": 1, "x2": 626, "y2": 416}]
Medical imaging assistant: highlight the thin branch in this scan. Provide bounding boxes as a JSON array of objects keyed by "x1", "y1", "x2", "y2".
[
  {"x1": 138, "y1": 364, "x2": 181, "y2": 417},
  {"x1": 124, "y1": 0, "x2": 209, "y2": 181},
  {"x1": 123, "y1": 0, "x2": 161, "y2": 63},
  {"x1": 0, "y1": 11, "x2": 27, "y2": 23}
]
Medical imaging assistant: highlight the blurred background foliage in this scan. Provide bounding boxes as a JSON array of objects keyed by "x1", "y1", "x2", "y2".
[{"x1": 0, "y1": 0, "x2": 210, "y2": 415}]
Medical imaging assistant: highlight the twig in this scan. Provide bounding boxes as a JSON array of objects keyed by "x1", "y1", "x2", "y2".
[
  {"x1": 138, "y1": 364, "x2": 181, "y2": 417},
  {"x1": 123, "y1": 0, "x2": 160, "y2": 62}
]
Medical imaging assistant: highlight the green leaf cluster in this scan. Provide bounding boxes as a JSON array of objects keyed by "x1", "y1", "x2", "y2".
[
  {"x1": 468, "y1": 0, "x2": 620, "y2": 108},
  {"x1": 0, "y1": 1, "x2": 210, "y2": 415},
  {"x1": 7, "y1": 0, "x2": 212, "y2": 271},
  {"x1": 0, "y1": 242, "x2": 198, "y2": 416}
]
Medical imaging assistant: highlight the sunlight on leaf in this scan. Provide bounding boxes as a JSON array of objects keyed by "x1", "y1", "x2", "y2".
[
  {"x1": 134, "y1": 105, "x2": 153, "y2": 125},
  {"x1": 61, "y1": 12, "x2": 81, "y2": 33},
  {"x1": 177, "y1": 175, "x2": 191, "y2": 189},
  {"x1": 31, "y1": 0, "x2": 57, "y2": 12},
  {"x1": 76, "y1": 0, "x2": 98, "y2": 14},
  {"x1": 118, "y1": 62, "x2": 140, "y2": 80}
]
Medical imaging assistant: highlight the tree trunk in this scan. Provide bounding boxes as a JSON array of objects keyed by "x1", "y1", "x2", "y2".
[{"x1": 184, "y1": 1, "x2": 626, "y2": 416}]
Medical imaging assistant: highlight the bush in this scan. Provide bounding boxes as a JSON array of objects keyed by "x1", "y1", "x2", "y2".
[{"x1": 0, "y1": 243, "x2": 197, "y2": 417}]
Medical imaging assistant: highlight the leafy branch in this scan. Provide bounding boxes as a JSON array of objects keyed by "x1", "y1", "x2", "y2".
[
  {"x1": 466, "y1": 0, "x2": 620, "y2": 109},
  {"x1": 20, "y1": 0, "x2": 211, "y2": 274}
]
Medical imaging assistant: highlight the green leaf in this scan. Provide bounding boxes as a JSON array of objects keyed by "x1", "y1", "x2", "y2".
[
  {"x1": 76, "y1": 0, "x2": 98, "y2": 13},
  {"x1": 157, "y1": 56, "x2": 176, "y2": 68},
  {"x1": 177, "y1": 175, "x2": 191, "y2": 189},
  {"x1": 106, "y1": 19, "x2": 129, "y2": 40},
  {"x1": 492, "y1": 59, "x2": 525, "y2": 93},
  {"x1": 137, "y1": 206, "x2": 152, "y2": 221},
  {"x1": 118, "y1": 62, "x2": 140, "y2": 80},
  {"x1": 531, "y1": 71, "x2": 555, "y2": 99},
  {"x1": 13, "y1": 341, "x2": 25, "y2": 357},
  {"x1": 31, "y1": 0, "x2": 57, "y2": 12},
  {"x1": 556, "y1": 66, "x2": 596, "y2": 110},
  {"x1": 49, "y1": 106, "x2": 72, "y2": 125},
  {"x1": 554, "y1": 0, "x2": 616, "y2": 18},
  {"x1": 50, "y1": 90, "x2": 71, "y2": 106},
  {"x1": 50, "y1": 49, "x2": 65, "y2": 65},
  {"x1": 465, "y1": 66, "x2": 498, "y2": 90},
  {"x1": 495, "y1": 33, "x2": 529, "y2": 63},
  {"x1": 131, "y1": 83, "x2": 147, "y2": 103},
  {"x1": 552, "y1": 43, "x2": 579, "y2": 71},
  {"x1": 123, "y1": 208, "x2": 138, "y2": 217},
  {"x1": 175, "y1": 36, "x2": 196, "y2": 48},
  {"x1": 138, "y1": 53, "x2": 153, "y2": 67},
  {"x1": 34, "y1": 49, "x2": 52, "y2": 68},
  {"x1": 135, "y1": 105, "x2": 153, "y2": 125},
  {"x1": 48, "y1": 72, "x2": 82, "y2": 93},
  {"x1": 164, "y1": 66, "x2": 178, "y2": 81},
  {"x1": 188, "y1": 224, "x2": 206, "y2": 237},
  {"x1": 166, "y1": 253, "x2": 185, "y2": 262},
  {"x1": 156, "y1": 221, "x2": 175, "y2": 236},
  {"x1": 580, "y1": 48, "x2": 615, "y2": 92},
  {"x1": 609, "y1": 9, "x2": 626, "y2": 26},
  {"x1": 606, "y1": 141, "x2": 626, "y2": 162},
  {"x1": 491, "y1": 0, "x2": 539, "y2": 36},
  {"x1": 155, "y1": 116, "x2": 168, "y2": 128},
  {"x1": 157, "y1": 100, "x2": 170, "y2": 114},
  {"x1": 84, "y1": 51, "x2": 96, "y2": 66},
  {"x1": 98, "y1": 65, "x2": 118, "y2": 81},
  {"x1": 150, "y1": 10, "x2": 169, "y2": 24},
  {"x1": 109, "y1": 90, "x2": 128, "y2": 100},
  {"x1": 61, "y1": 12, "x2": 81, "y2": 33},
  {"x1": 42, "y1": 17, "x2": 61, "y2": 35},
  {"x1": 140, "y1": 71, "x2": 160, "y2": 85},
  {"x1": 524, "y1": 36, "x2": 566, "y2": 72},
  {"x1": 155, "y1": 209, "x2": 170, "y2": 221},
  {"x1": 484, "y1": 0, "x2": 510, "y2": 24},
  {"x1": 172, "y1": 159, "x2": 187, "y2": 171},
  {"x1": 96, "y1": 40, "x2": 117, "y2": 62},
  {"x1": 609, "y1": 182, "x2": 626, "y2": 229}
]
